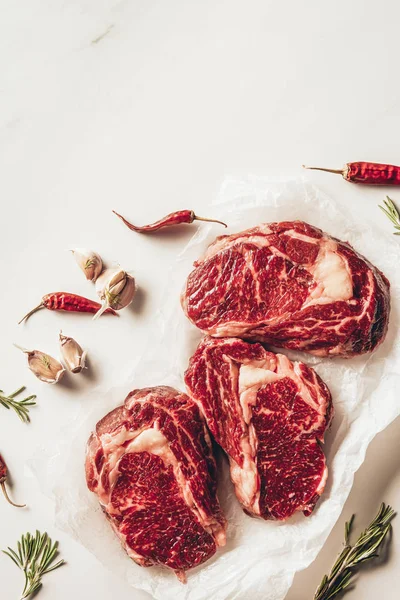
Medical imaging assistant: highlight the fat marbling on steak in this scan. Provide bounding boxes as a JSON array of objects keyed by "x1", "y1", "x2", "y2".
[
  {"x1": 85, "y1": 386, "x2": 226, "y2": 582},
  {"x1": 185, "y1": 337, "x2": 333, "y2": 520},
  {"x1": 181, "y1": 221, "x2": 390, "y2": 356}
]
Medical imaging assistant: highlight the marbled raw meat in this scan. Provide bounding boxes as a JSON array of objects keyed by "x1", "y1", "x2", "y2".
[
  {"x1": 185, "y1": 337, "x2": 333, "y2": 520},
  {"x1": 181, "y1": 221, "x2": 390, "y2": 357},
  {"x1": 85, "y1": 386, "x2": 226, "y2": 582}
]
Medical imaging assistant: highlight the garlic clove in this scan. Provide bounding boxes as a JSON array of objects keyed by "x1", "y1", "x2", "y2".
[
  {"x1": 94, "y1": 268, "x2": 136, "y2": 319},
  {"x1": 59, "y1": 333, "x2": 87, "y2": 374},
  {"x1": 71, "y1": 248, "x2": 103, "y2": 282},
  {"x1": 112, "y1": 273, "x2": 136, "y2": 310},
  {"x1": 14, "y1": 345, "x2": 65, "y2": 384},
  {"x1": 95, "y1": 267, "x2": 120, "y2": 299}
]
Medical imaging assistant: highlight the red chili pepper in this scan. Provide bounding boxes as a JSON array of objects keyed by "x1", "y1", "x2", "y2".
[
  {"x1": 303, "y1": 162, "x2": 400, "y2": 185},
  {"x1": 0, "y1": 454, "x2": 25, "y2": 507},
  {"x1": 18, "y1": 292, "x2": 117, "y2": 324},
  {"x1": 113, "y1": 209, "x2": 227, "y2": 233}
]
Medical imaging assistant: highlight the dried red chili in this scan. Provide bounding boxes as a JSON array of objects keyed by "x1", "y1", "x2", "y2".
[
  {"x1": 303, "y1": 162, "x2": 400, "y2": 185},
  {"x1": 113, "y1": 209, "x2": 227, "y2": 233},
  {"x1": 0, "y1": 454, "x2": 25, "y2": 507},
  {"x1": 18, "y1": 292, "x2": 117, "y2": 324}
]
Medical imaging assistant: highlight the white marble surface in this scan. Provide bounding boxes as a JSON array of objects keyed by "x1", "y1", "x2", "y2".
[{"x1": 1, "y1": 1, "x2": 399, "y2": 599}]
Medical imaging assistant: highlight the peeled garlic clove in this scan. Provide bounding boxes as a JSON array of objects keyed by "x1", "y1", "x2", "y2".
[
  {"x1": 94, "y1": 268, "x2": 136, "y2": 319},
  {"x1": 59, "y1": 333, "x2": 86, "y2": 374},
  {"x1": 72, "y1": 248, "x2": 103, "y2": 282},
  {"x1": 14, "y1": 345, "x2": 65, "y2": 384}
]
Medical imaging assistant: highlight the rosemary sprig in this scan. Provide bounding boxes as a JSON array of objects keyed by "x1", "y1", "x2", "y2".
[
  {"x1": 314, "y1": 503, "x2": 395, "y2": 600},
  {"x1": 379, "y1": 196, "x2": 400, "y2": 235},
  {"x1": 3, "y1": 531, "x2": 65, "y2": 599},
  {"x1": 0, "y1": 387, "x2": 36, "y2": 423}
]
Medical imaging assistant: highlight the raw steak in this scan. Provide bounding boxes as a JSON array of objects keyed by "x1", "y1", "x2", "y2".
[
  {"x1": 181, "y1": 221, "x2": 390, "y2": 356},
  {"x1": 185, "y1": 337, "x2": 333, "y2": 520},
  {"x1": 85, "y1": 386, "x2": 226, "y2": 581}
]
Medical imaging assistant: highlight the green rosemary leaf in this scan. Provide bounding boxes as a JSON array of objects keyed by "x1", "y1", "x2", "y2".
[
  {"x1": 17, "y1": 540, "x2": 23, "y2": 562},
  {"x1": 379, "y1": 205, "x2": 396, "y2": 224},
  {"x1": 356, "y1": 553, "x2": 379, "y2": 564},
  {"x1": 315, "y1": 574, "x2": 329, "y2": 597},
  {"x1": 328, "y1": 546, "x2": 351, "y2": 580},
  {"x1": 344, "y1": 514, "x2": 354, "y2": 543},
  {"x1": 43, "y1": 559, "x2": 65, "y2": 575},
  {"x1": 2, "y1": 549, "x2": 21, "y2": 568},
  {"x1": 3, "y1": 531, "x2": 65, "y2": 599},
  {"x1": 379, "y1": 197, "x2": 400, "y2": 232},
  {"x1": 0, "y1": 387, "x2": 36, "y2": 423},
  {"x1": 314, "y1": 503, "x2": 395, "y2": 600},
  {"x1": 9, "y1": 386, "x2": 26, "y2": 398},
  {"x1": 326, "y1": 569, "x2": 353, "y2": 598},
  {"x1": 22, "y1": 580, "x2": 42, "y2": 600}
]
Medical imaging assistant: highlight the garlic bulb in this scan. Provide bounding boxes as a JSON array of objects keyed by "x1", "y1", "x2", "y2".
[
  {"x1": 72, "y1": 248, "x2": 103, "y2": 282},
  {"x1": 59, "y1": 333, "x2": 87, "y2": 373},
  {"x1": 94, "y1": 267, "x2": 136, "y2": 319},
  {"x1": 14, "y1": 345, "x2": 65, "y2": 384}
]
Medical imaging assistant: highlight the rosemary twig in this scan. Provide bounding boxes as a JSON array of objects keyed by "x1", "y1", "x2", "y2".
[
  {"x1": 379, "y1": 196, "x2": 400, "y2": 235},
  {"x1": 2, "y1": 531, "x2": 65, "y2": 599},
  {"x1": 0, "y1": 387, "x2": 36, "y2": 423},
  {"x1": 314, "y1": 503, "x2": 395, "y2": 600}
]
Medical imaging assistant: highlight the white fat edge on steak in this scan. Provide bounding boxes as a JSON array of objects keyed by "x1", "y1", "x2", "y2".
[
  {"x1": 231, "y1": 356, "x2": 279, "y2": 515},
  {"x1": 127, "y1": 393, "x2": 226, "y2": 542},
  {"x1": 139, "y1": 393, "x2": 227, "y2": 543},
  {"x1": 200, "y1": 345, "x2": 261, "y2": 515},
  {"x1": 299, "y1": 270, "x2": 376, "y2": 356},
  {"x1": 198, "y1": 224, "x2": 275, "y2": 263},
  {"x1": 97, "y1": 421, "x2": 226, "y2": 547},
  {"x1": 303, "y1": 238, "x2": 353, "y2": 307},
  {"x1": 315, "y1": 461, "x2": 329, "y2": 495},
  {"x1": 233, "y1": 352, "x2": 330, "y2": 514}
]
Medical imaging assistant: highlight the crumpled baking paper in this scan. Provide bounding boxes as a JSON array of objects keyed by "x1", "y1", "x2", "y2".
[{"x1": 33, "y1": 177, "x2": 400, "y2": 600}]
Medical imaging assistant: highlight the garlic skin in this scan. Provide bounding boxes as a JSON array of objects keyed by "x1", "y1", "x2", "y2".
[
  {"x1": 59, "y1": 333, "x2": 87, "y2": 374},
  {"x1": 15, "y1": 345, "x2": 65, "y2": 384},
  {"x1": 94, "y1": 267, "x2": 136, "y2": 319},
  {"x1": 72, "y1": 248, "x2": 103, "y2": 282}
]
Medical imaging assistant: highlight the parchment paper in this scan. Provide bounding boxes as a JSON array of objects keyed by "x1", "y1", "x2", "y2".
[{"x1": 33, "y1": 177, "x2": 400, "y2": 600}]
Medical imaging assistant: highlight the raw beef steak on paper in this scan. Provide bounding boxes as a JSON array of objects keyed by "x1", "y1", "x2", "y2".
[
  {"x1": 181, "y1": 221, "x2": 390, "y2": 357},
  {"x1": 185, "y1": 337, "x2": 333, "y2": 520},
  {"x1": 85, "y1": 386, "x2": 226, "y2": 582}
]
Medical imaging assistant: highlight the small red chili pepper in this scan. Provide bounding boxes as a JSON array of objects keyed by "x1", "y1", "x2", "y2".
[
  {"x1": 112, "y1": 209, "x2": 227, "y2": 233},
  {"x1": 303, "y1": 162, "x2": 400, "y2": 185},
  {"x1": 18, "y1": 292, "x2": 117, "y2": 324},
  {"x1": 0, "y1": 454, "x2": 25, "y2": 508}
]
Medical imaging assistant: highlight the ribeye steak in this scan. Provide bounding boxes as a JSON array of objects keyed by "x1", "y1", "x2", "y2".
[
  {"x1": 181, "y1": 221, "x2": 390, "y2": 356},
  {"x1": 85, "y1": 386, "x2": 226, "y2": 581},
  {"x1": 185, "y1": 337, "x2": 333, "y2": 520}
]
